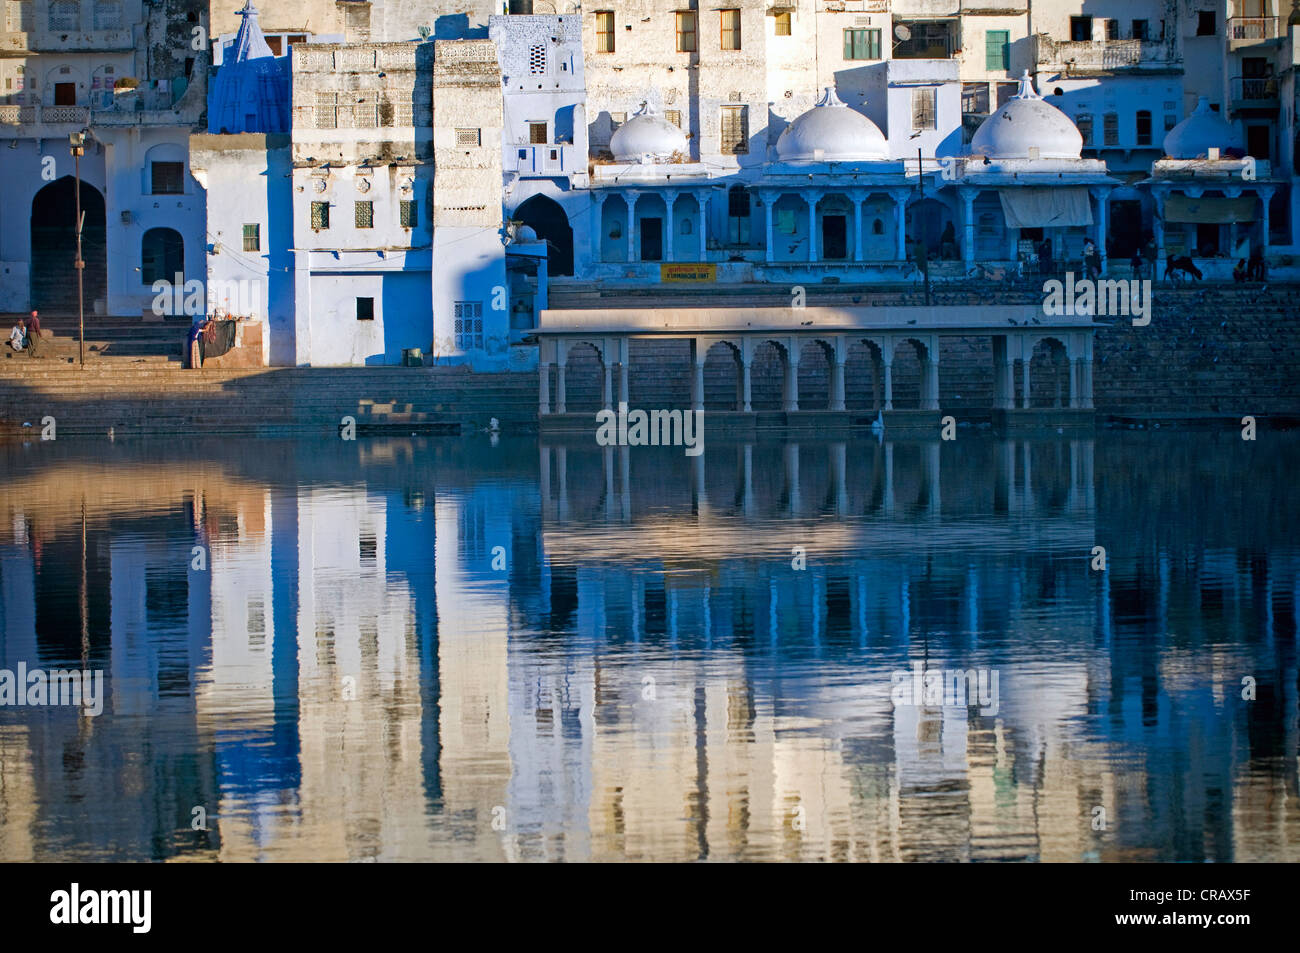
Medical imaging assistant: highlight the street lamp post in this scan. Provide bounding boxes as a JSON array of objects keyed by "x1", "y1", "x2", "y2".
[{"x1": 70, "y1": 131, "x2": 86, "y2": 367}]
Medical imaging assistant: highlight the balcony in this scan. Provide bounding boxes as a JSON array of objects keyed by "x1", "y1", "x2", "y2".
[
  {"x1": 0, "y1": 104, "x2": 90, "y2": 135},
  {"x1": 29, "y1": 28, "x2": 134, "y2": 52},
  {"x1": 1227, "y1": 16, "x2": 1279, "y2": 47},
  {"x1": 1230, "y1": 76, "x2": 1279, "y2": 111},
  {"x1": 1033, "y1": 35, "x2": 1181, "y2": 72},
  {"x1": 511, "y1": 142, "x2": 575, "y2": 178}
]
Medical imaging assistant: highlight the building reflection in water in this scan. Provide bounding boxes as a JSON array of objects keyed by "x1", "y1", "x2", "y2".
[{"x1": 0, "y1": 434, "x2": 1296, "y2": 861}]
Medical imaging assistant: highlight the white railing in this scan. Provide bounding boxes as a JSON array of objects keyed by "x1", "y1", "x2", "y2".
[
  {"x1": 1228, "y1": 17, "x2": 1279, "y2": 40},
  {"x1": 1034, "y1": 36, "x2": 1178, "y2": 69}
]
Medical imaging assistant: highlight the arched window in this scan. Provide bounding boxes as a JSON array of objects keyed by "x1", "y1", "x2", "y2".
[
  {"x1": 141, "y1": 228, "x2": 184, "y2": 285},
  {"x1": 680, "y1": 218, "x2": 692, "y2": 235},
  {"x1": 872, "y1": 218, "x2": 884, "y2": 234},
  {"x1": 48, "y1": 1, "x2": 78, "y2": 31}
]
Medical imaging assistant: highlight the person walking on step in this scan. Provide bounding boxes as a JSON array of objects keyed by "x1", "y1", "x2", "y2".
[{"x1": 25, "y1": 310, "x2": 42, "y2": 358}]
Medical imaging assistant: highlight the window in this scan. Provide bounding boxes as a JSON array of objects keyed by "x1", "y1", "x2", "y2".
[
  {"x1": 355, "y1": 201, "x2": 373, "y2": 228},
  {"x1": 1105, "y1": 19, "x2": 1118, "y2": 40},
  {"x1": 1076, "y1": 114, "x2": 1093, "y2": 146},
  {"x1": 141, "y1": 228, "x2": 183, "y2": 285},
  {"x1": 720, "y1": 9, "x2": 740, "y2": 50},
  {"x1": 1164, "y1": 112, "x2": 1177, "y2": 132},
  {"x1": 676, "y1": 11, "x2": 696, "y2": 52},
  {"x1": 529, "y1": 121, "x2": 547, "y2": 144},
  {"x1": 665, "y1": 109, "x2": 681, "y2": 127},
  {"x1": 356, "y1": 297, "x2": 374, "y2": 321},
  {"x1": 1131, "y1": 19, "x2": 1149, "y2": 40},
  {"x1": 528, "y1": 43, "x2": 546, "y2": 74},
  {"x1": 342, "y1": 1, "x2": 370, "y2": 41},
  {"x1": 456, "y1": 127, "x2": 480, "y2": 146},
  {"x1": 985, "y1": 29, "x2": 1009, "y2": 71},
  {"x1": 93, "y1": 1, "x2": 120, "y2": 29},
  {"x1": 1069, "y1": 16, "x2": 1092, "y2": 41},
  {"x1": 719, "y1": 104, "x2": 748, "y2": 154},
  {"x1": 1197, "y1": 11, "x2": 1215, "y2": 35},
  {"x1": 843, "y1": 28, "x2": 881, "y2": 61},
  {"x1": 242, "y1": 224, "x2": 260, "y2": 252},
  {"x1": 995, "y1": 82, "x2": 1017, "y2": 108},
  {"x1": 1135, "y1": 110, "x2": 1152, "y2": 146},
  {"x1": 911, "y1": 87, "x2": 936, "y2": 131},
  {"x1": 595, "y1": 10, "x2": 614, "y2": 53},
  {"x1": 1103, "y1": 112, "x2": 1118, "y2": 146},
  {"x1": 400, "y1": 200, "x2": 418, "y2": 228},
  {"x1": 311, "y1": 201, "x2": 330, "y2": 230},
  {"x1": 48, "y1": 0, "x2": 77, "y2": 31},
  {"x1": 151, "y1": 161, "x2": 184, "y2": 195},
  {"x1": 774, "y1": 10, "x2": 790, "y2": 36},
  {"x1": 962, "y1": 82, "x2": 990, "y2": 115},
  {"x1": 454, "y1": 301, "x2": 483, "y2": 350}
]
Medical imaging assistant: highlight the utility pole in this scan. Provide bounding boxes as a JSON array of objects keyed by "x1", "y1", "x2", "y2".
[{"x1": 70, "y1": 131, "x2": 86, "y2": 367}]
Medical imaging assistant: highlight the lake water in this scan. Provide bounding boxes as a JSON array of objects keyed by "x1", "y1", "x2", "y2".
[{"x1": 0, "y1": 432, "x2": 1297, "y2": 862}]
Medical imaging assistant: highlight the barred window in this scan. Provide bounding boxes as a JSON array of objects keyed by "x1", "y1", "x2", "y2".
[
  {"x1": 529, "y1": 43, "x2": 546, "y2": 74},
  {"x1": 843, "y1": 28, "x2": 880, "y2": 60},
  {"x1": 595, "y1": 10, "x2": 614, "y2": 53},
  {"x1": 719, "y1": 104, "x2": 747, "y2": 154},
  {"x1": 720, "y1": 9, "x2": 740, "y2": 50},
  {"x1": 49, "y1": 0, "x2": 77, "y2": 31},
  {"x1": 400, "y1": 200, "x2": 418, "y2": 228},
  {"x1": 1135, "y1": 110, "x2": 1152, "y2": 146},
  {"x1": 665, "y1": 109, "x2": 681, "y2": 128},
  {"x1": 529, "y1": 121, "x2": 547, "y2": 144},
  {"x1": 151, "y1": 161, "x2": 184, "y2": 195},
  {"x1": 242, "y1": 223, "x2": 260, "y2": 251},
  {"x1": 774, "y1": 10, "x2": 791, "y2": 36},
  {"x1": 1103, "y1": 112, "x2": 1119, "y2": 146},
  {"x1": 456, "y1": 127, "x2": 480, "y2": 147},
  {"x1": 454, "y1": 301, "x2": 483, "y2": 350},
  {"x1": 311, "y1": 201, "x2": 330, "y2": 230},
  {"x1": 355, "y1": 201, "x2": 373, "y2": 228},
  {"x1": 911, "y1": 87, "x2": 936, "y2": 131},
  {"x1": 1076, "y1": 114, "x2": 1093, "y2": 146},
  {"x1": 93, "y1": 0, "x2": 120, "y2": 29}
]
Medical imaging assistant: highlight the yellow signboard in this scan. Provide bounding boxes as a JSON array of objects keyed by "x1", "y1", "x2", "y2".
[{"x1": 661, "y1": 263, "x2": 716, "y2": 282}]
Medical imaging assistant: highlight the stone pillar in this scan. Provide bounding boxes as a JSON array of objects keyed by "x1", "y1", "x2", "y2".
[
  {"x1": 882, "y1": 350, "x2": 894, "y2": 411},
  {"x1": 853, "y1": 193, "x2": 864, "y2": 262},
  {"x1": 1259, "y1": 187, "x2": 1274, "y2": 252},
  {"x1": 618, "y1": 352, "x2": 629, "y2": 407},
  {"x1": 602, "y1": 359, "x2": 613, "y2": 411},
  {"x1": 1095, "y1": 189, "x2": 1109, "y2": 273},
  {"x1": 893, "y1": 192, "x2": 908, "y2": 261},
  {"x1": 1152, "y1": 190, "x2": 1165, "y2": 263},
  {"x1": 593, "y1": 193, "x2": 607, "y2": 264},
  {"x1": 555, "y1": 346, "x2": 567, "y2": 414},
  {"x1": 830, "y1": 359, "x2": 846, "y2": 411},
  {"x1": 923, "y1": 345, "x2": 939, "y2": 411},
  {"x1": 740, "y1": 350, "x2": 753, "y2": 412},
  {"x1": 1020, "y1": 356, "x2": 1030, "y2": 410},
  {"x1": 764, "y1": 192, "x2": 775, "y2": 264},
  {"x1": 692, "y1": 356, "x2": 705, "y2": 413},
  {"x1": 1079, "y1": 354, "x2": 1094, "y2": 409},
  {"x1": 961, "y1": 189, "x2": 975, "y2": 269},
  {"x1": 664, "y1": 189, "x2": 677, "y2": 263},
  {"x1": 539, "y1": 359, "x2": 551, "y2": 414},
  {"x1": 626, "y1": 191, "x2": 639, "y2": 263},
  {"x1": 783, "y1": 347, "x2": 800, "y2": 412},
  {"x1": 697, "y1": 191, "x2": 708, "y2": 262},
  {"x1": 1068, "y1": 356, "x2": 1080, "y2": 408},
  {"x1": 807, "y1": 191, "x2": 821, "y2": 262}
]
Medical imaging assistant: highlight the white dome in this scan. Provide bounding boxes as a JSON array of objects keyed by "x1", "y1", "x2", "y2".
[
  {"x1": 1163, "y1": 97, "x2": 1244, "y2": 158},
  {"x1": 515, "y1": 224, "x2": 538, "y2": 242},
  {"x1": 775, "y1": 87, "x2": 888, "y2": 162},
  {"x1": 609, "y1": 103, "x2": 688, "y2": 161},
  {"x1": 971, "y1": 71, "x2": 1083, "y2": 160}
]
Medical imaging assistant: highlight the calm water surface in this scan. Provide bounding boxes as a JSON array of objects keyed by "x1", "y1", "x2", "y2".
[{"x1": 0, "y1": 432, "x2": 1297, "y2": 861}]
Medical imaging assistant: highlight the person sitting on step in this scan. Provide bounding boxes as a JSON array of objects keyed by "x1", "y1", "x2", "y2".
[{"x1": 8, "y1": 317, "x2": 26, "y2": 352}]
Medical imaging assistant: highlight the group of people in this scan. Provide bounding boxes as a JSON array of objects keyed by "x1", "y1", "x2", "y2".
[
  {"x1": 6, "y1": 311, "x2": 42, "y2": 358},
  {"x1": 1233, "y1": 246, "x2": 1268, "y2": 283}
]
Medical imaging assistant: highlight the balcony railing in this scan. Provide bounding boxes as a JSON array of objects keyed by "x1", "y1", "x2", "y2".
[
  {"x1": 513, "y1": 143, "x2": 573, "y2": 176},
  {"x1": 1034, "y1": 35, "x2": 1179, "y2": 70},
  {"x1": 0, "y1": 104, "x2": 88, "y2": 125},
  {"x1": 1227, "y1": 16, "x2": 1279, "y2": 41},
  {"x1": 1231, "y1": 76, "x2": 1279, "y2": 104}
]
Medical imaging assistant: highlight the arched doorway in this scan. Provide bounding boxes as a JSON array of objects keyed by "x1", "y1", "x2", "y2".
[
  {"x1": 906, "y1": 197, "x2": 954, "y2": 259},
  {"x1": 513, "y1": 194, "x2": 574, "y2": 276},
  {"x1": 30, "y1": 177, "x2": 107, "y2": 312},
  {"x1": 141, "y1": 228, "x2": 185, "y2": 286}
]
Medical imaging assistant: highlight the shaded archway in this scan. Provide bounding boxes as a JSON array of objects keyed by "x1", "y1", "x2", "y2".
[
  {"x1": 30, "y1": 177, "x2": 107, "y2": 311},
  {"x1": 141, "y1": 227, "x2": 185, "y2": 286},
  {"x1": 845, "y1": 339, "x2": 884, "y2": 411},
  {"x1": 1029, "y1": 337, "x2": 1069, "y2": 408},
  {"x1": 796, "y1": 339, "x2": 833, "y2": 409},
  {"x1": 750, "y1": 341, "x2": 787, "y2": 410},
  {"x1": 561, "y1": 341, "x2": 604, "y2": 413},
  {"x1": 702, "y1": 340, "x2": 741, "y2": 411},
  {"x1": 906, "y1": 197, "x2": 955, "y2": 258},
  {"x1": 514, "y1": 193, "x2": 574, "y2": 276},
  {"x1": 890, "y1": 339, "x2": 927, "y2": 409}
]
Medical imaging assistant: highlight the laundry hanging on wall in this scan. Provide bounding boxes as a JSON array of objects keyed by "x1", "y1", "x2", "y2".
[{"x1": 997, "y1": 187, "x2": 1093, "y2": 228}]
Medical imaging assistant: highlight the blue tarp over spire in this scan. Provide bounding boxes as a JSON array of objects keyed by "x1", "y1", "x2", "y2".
[{"x1": 208, "y1": 2, "x2": 290, "y2": 135}]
